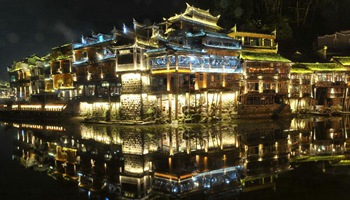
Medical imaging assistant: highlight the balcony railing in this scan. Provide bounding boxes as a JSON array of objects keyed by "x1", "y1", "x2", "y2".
[{"x1": 72, "y1": 58, "x2": 88, "y2": 65}]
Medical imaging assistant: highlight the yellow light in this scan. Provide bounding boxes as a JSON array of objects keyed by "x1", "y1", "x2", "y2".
[
  {"x1": 141, "y1": 75, "x2": 150, "y2": 85},
  {"x1": 122, "y1": 73, "x2": 141, "y2": 80},
  {"x1": 20, "y1": 105, "x2": 41, "y2": 108},
  {"x1": 45, "y1": 104, "x2": 65, "y2": 111}
]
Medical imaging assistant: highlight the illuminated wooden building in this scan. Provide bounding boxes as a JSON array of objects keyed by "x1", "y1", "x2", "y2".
[
  {"x1": 111, "y1": 22, "x2": 159, "y2": 121},
  {"x1": 228, "y1": 27, "x2": 292, "y2": 118},
  {"x1": 7, "y1": 55, "x2": 46, "y2": 101},
  {"x1": 290, "y1": 62, "x2": 348, "y2": 112},
  {"x1": 228, "y1": 27, "x2": 291, "y2": 95},
  {"x1": 10, "y1": 3, "x2": 350, "y2": 120},
  {"x1": 50, "y1": 44, "x2": 75, "y2": 100},
  {"x1": 0, "y1": 80, "x2": 10, "y2": 100},
  {"x1": 146, "y1": 4, "x2": 242, "y2": 123},
  {"x1": 3, "y1": 3, "x2": 292, "y2": 121},
  {"x1": 75, "y1": 23, "x2": 161, "y2": 121},
  {"x1": 5, "y1": 53, "x2": 75, "y2": 117},
  {"x1": 331, "y1": 56, "x2": 350, "y2": 111},
  {"x1": 72, "y1": 31, "x2": 118, "y2": 102}
]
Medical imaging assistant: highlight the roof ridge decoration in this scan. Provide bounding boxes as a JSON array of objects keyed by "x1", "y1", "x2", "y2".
[
  {"x1": 133, "y1": 18, "x2": 146, "y2": 30},
  {"x1": 165, "y1": 3, "x2": 222, "y2": 31},
  {"x1": 184, "y1": 3, "x2": 220, "y2": 19}
]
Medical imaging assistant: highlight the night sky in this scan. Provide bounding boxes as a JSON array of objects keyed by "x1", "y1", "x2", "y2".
[{"x1": 0, "y1": 0, "x2": 213, "y2": 81}]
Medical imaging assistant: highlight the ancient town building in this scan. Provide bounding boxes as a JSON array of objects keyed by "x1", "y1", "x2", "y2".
[{"x1": 5, "y1": 3, "x2": 350, "y2": 122}]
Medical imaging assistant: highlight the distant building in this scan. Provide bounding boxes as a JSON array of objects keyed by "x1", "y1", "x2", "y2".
[
  {"x1": 316, "y1": 31, "x2": 350, "y2": 61},
  {"x1": 317, "y1": 30, "x2": 350, "y2": 50}
]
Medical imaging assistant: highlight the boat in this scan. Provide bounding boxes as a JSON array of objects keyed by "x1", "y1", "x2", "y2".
[
  {"x1": 308, "y1": 109, "x2": 332, "y2": 116},
  {"x1": 235, "y1": 91, "x2": 292, "y2": 119}
]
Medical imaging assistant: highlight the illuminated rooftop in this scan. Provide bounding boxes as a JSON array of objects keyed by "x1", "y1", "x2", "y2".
[
  {"x1": 166, "y1": 3, "x2": 222, "y2": 31},
  {"x1": 291, "y1": 62, "x2": 348, "y2": 73},
  {"x1": 240, "y1": 51, "x2": 291, "y2": 63}
]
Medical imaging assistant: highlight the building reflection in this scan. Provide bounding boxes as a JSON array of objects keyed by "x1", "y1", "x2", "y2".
[
  {"x1": 289, "y1": 117, "x2": 348, "y2": 158},
  {"x1": 152, "y1": 124, "x2": 242, "y2": 199},
  {"x1": 77, "y1": 125, "x2": 123, "y2": 198},
  {"x1": 8, "y1": 116, "x2": 350, "y2": 199},
  {"x1": 289, "y1": 116, "x2": 350, "y2": 174},
  {"x1": 237, "y1": 120, "x2": 290, "y2": 192}
]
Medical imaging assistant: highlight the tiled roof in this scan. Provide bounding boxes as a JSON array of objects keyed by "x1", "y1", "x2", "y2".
[
  {"x1": 291, "y1": 62, "x2": 348, "y2": 73},
  {"x1": 241, "y1": 51, "x2": 291, "y2": 62}
]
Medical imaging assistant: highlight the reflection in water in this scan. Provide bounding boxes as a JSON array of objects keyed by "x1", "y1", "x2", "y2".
[{"x1": 5, "y1": 116, "x2": 350, "y2": 199}]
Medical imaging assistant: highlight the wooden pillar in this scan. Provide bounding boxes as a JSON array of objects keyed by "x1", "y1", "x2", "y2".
[
  {"x1": 133, "y1": 47, "x2": 137, "y2": 70},
  {"x1": 169, "y1": 129, "x2": 173, "y2": 156},
  {"x1": 343, "y1": 87, "x2": 348, "y2": 111},
  {"x1": 175, "y1": 128, "x2": 179, "y2": 154},
  {"x1": 168, "y1": 93, "x2": 172, "y2": 122},
  {"x1": 115, "y1": 49, "x2": 118, "y2": 71},
  {"x1": 167, "y1": 74, "x2": 172, "y2": 122},
  {"x1": 219, "y1": 92, "x2": 222, "y2": 118},
  {"x1": 137, "y1": 179, "x2": 141, "y2": 198},
  {"x1": 158, "y1": 95, "x2": 163, "y2": 116},
  {"x1": 205, "y1": 91, "x2": 209, "y2": 117},
  {"x1": 259, "y1": 80, "x2": 263, "y2": 93},
  {"x1": 175, "y1": 55, "x2": 179, "y2": 121},
  {"x1": 175, "y1": 74, "x2": 179, "y2": 121}
]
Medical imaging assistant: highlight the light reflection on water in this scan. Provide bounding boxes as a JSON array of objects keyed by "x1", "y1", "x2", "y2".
[{"x1": 2, "y1": 116, "x2": 350, "y2": 199}]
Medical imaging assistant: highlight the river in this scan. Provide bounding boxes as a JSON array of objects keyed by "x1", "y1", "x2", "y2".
[{"x1": 0, "y1": 116, "x2": 350, "y2": 200}]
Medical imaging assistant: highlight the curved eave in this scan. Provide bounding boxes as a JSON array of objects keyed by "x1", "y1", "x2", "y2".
[
  {"x1": 241, "y1": 52, "x2": 291, "y2": 63},
  {"x1": 146, "y1": 46, "x2": 204, "y2": 57},
  {"x1": 72, "y1": 60, "x2": 89, "y2": 66},
  {"x1": 331, "y1": 56, "x2": 350, "y2": 66},
  {"x1": 73, "y1": 38, "x2": 115, "y2": 50},
  {"x1": 203, "y1": 44, "x2": 241, "y2": 50},
  {"x1": 8, "y1": 68, "x2": 25, "y2": 73},
  {"x1": 98, "y1": 56, "x2": 116, "y2": 63},
  {"x1": 145, "y1": 48, "x2": 168, "y2": 56},
  {"x1": 293, "y1": 63, "x2": 348, "y2": 72},
  {"x1": 184, "y1": 4, "x2": 219, "y2": 21},
  {"x1": 168, "y1": 15, "x2": 222, "y2": 31}
]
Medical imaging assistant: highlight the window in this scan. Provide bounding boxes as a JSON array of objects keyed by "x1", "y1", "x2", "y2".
[
  {"x1": 118, "y1": 54, "x2": 133, "y2": 65},
  {"x1": 264, "y1": 39, "x2": 272, "y2": 47}
]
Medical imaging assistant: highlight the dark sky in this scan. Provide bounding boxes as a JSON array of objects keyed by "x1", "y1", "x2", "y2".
[{"x1": 0, "y1": 0, "x2": 213, "y2": 81}]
